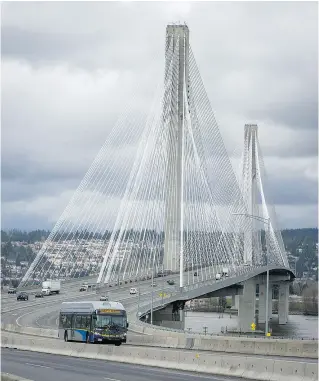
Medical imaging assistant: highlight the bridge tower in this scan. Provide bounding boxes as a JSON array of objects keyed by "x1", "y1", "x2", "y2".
[
  {"x1": 163, "y1": 24, "x2": 190, "y2": 273},
  {"x1": 242, "y1": 124, "x2": 259, "y2": 265}
]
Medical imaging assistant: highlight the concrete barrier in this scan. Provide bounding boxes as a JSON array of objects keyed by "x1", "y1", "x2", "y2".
[
  {"x1": 2, "y1": 322, "x2": 318, "y2": 359},
  {"x1": 1, "y1": 324, "x2": 57, "y2": 339},
  {"x1": 1, "y1": 373, "x2": 33, "y2": 381},
  {"x1": 304, "y1": 363, "x2": 319, "y2": 381},
  {"x1": 270, "y1": 360, "x2": 307, "y2": 381},
  {"x1": 242, "y1": 357, "x2": 275, "y2": 381},
  {"x1": 1, "y1": 330, "x2": 318, "y2": 381}
]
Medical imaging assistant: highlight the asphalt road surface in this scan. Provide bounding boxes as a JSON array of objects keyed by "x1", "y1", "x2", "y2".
[{"x1": 1, "y1": 348, "x2": 247, "y2": 381}]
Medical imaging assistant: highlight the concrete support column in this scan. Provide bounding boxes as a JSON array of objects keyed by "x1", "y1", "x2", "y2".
[
  {"x1": 179, "y1": 309, "x2": 185, "y2": 330},
  {"x1": 278, "y1": 282, "x2": 289, "y2": 324},
  {"x1": 258, "y1": 284, "x2": 266, "y2": 323},
  {"x1": 268, "y1": 286, "x2": 273, "y2": 320},
  {"x1": 238, "y1": 278, "x2": 256, "y2": 332},
  {"x1": 232, "y1": 294, "x2": 239, "y2": 309}
]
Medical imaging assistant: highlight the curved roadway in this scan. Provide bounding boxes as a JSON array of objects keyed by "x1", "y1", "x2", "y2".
[{"x1": 2, "y1": 264, "x2": 294, "y2": 330}]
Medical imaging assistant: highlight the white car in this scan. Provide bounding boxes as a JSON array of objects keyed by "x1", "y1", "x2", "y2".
[{"x1": 130, "y1": 287, "x2": 137, "y2": 295}]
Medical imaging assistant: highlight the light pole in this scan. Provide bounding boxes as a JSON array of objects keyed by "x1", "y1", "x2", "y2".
[
  {"x1": 232, "y1": 213, "x2": 271, "y2": 336},
  {"x1": 150, "y1": 249, "x2": 155, "y2": 325},
  {"x1": 137, "y1": 284, "x2": 140, "y2": 318}
]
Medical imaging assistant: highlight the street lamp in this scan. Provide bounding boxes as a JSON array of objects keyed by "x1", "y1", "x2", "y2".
[
  {"x1": 232, "y1": 212, "x2": 271, "y2": 336},
  {"x1": 150, "y1": 249, "x2": 155, "y2": 325}
]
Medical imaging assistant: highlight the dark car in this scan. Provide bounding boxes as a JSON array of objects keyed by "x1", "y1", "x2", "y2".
[
  {"x1": 17, "y1": 292, "x2": 28, "y2": 301},
  {"x1": 167, "y1": 280, "x2": 175, "y2": 285},
  {"x1": 194, "y1": 272, "x2": 198, "y2": 276},
  {"x1": 35, "y1": 292, "x2": 44, "y2": 298},
  {"x1": 8, "y1": 288, "x2": 17, "y2": 294}
]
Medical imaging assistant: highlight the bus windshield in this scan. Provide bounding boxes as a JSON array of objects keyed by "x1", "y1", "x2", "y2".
[{"x1": 95, "y1": 314, "x2": 126, "y2": 329}]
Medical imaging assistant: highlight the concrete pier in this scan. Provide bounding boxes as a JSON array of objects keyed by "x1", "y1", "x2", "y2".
[
  {"x1": 258, "y1": 283, "x2": 266, "y2": 323},
  {"x1": 231, "y1": 294, "x2": 239, "y2": 309},
  {"x1": 258, "y1": 282, "x2": 273, "y2": 323},
  {"x1": 238, "y1": 278, "x2": 256, "y2": 331},
  {"x1": 278, "y1": 282, "x2": 289, "y2": 324}
]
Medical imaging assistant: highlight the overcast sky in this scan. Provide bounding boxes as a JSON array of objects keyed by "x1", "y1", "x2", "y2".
[{"x1": 1, "y1": 1, "x2": 318, "y2": 231}]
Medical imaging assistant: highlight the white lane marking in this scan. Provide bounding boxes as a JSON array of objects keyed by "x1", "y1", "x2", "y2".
[
  {"x1": 16, "y1": 307, "x2": 51, "y2": 326},
  {"x1": 104, "y1": 378, "x2": 122, "y2": 381},
  {"x1": 25, "y1": 362, "x2": 51, "y2": 369}
]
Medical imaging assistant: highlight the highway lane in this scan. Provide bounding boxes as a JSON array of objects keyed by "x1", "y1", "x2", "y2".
[
  {"x1": 1, "y1": 263, "x2": 229, "y2": 307},
  {"x1": 9, "y1": 290, "x2": 155, "y2": 329},
  {"x1": 2, "y1": 265, "x2": 219, "y2": 326},
  {"x1": 1, "y1": 277, "x2": 176, "y2": 329},
  {"x1": 1, "y1": 348, "x2": 248, "y2": 381}
]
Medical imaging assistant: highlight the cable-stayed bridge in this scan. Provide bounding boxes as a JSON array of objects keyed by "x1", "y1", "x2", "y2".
[{"x1": 18, "y1": 24, "x2": 294, "y2": 332}]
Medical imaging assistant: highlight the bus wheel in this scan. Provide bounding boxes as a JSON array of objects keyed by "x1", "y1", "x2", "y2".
[
  {"x1": 64, "y1": 331, "x2": 69, "y2": 342},
  {"x1": 115, "y1": 342, "x2": 121, "y2": 346}
]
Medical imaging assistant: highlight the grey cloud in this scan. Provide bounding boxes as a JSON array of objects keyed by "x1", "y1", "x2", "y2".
[
  {"x1": 1, "y1": 213, "x2": 55, "y2": 232},
  {"x1": 248, "y1": 102, "x2": 318, "y2": 131},
  {"x1": 1, "y1": 1, "x2": 317, "y2": 229},
  {"x1": 263, "y1": 176, "x2": 318, "y2": 206}
]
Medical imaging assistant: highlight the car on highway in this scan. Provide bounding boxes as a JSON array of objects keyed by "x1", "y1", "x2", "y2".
[
  {"x1": 79, "y1": 285, "x2": 88, "y2": 292},
  {"x1": 151, "y1": 282, "x2": 157, "y2": 287},
  {"x1": 17, "y1": 292, "x2": 29, "y2": 301},
  {"x1": 129, "y1": 287, "x2": 137, "y2": 295},
  {"x1": 35, "y1": 292, "x2": 44, "y2": 298},
  {"x1": 7, "y1": 288, "x2": 17, "y2": 294},
  {"x1": 100, "y1": 295, "x2": 108, "y2": 301},
  {"x1": 167, "y1": 280, "x2": 175, "y2": 285}
]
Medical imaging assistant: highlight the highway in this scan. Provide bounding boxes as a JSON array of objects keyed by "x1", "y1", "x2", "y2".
[
  {"x1": 1, "y1": 265, "x2": 237, "y2": 329},
  {"x1": 1, "y1": 348, "x2": 248, "y2": 381},
  {"x1": 2, "y1": 267, "x2": 214, "y2": 329},
  {"x1": 1, "y1": 275, "x2": 179, "y2": 330}
]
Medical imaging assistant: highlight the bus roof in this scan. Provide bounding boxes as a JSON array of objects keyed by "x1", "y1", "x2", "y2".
[{"x1": 60, "y1": 301, "x2": 125, "y2": 314}]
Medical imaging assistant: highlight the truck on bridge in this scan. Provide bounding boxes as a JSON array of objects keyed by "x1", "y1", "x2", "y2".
[{"x1": 42, "y1": 280, "x2": 61, "y2": 295}]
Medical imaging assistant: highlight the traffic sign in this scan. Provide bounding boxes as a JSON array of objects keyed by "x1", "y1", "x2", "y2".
[{"x1": 251, "y1": 322, "x2": 256, "y2": 331}]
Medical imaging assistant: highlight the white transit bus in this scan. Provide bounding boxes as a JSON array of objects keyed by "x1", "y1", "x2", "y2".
[{"x1": 59, "y1": 301, "x2": 128, "y2": 346}]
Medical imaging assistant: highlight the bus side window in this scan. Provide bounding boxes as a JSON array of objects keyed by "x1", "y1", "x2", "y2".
[
  {"x1": 66, "y1": 314, "x2": 72, "y2": 328},
  {"x1": 83, "y1": 316, "x2": 90, "y2": 329},
  {"x1": 74, "y1": 315, "x2": 82, "y2": 329},
  {"x1": 59, "y1": 314, "x2": 66, "y2": 328},
  {"x1": 60, "y1": 314, "x2": 71, "y2": 329}
]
